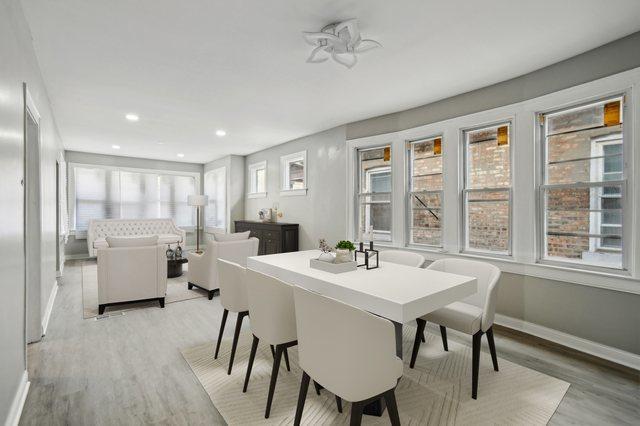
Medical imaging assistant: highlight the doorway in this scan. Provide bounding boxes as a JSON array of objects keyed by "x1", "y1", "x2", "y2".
[{"x1": 24, "y1": 84, "x2": 43, "y2": 344}]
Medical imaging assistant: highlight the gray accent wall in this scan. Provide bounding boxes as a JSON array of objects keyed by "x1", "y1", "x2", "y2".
[
  {"x1": 347, "y1": 31, "x2": 640, "y2": 140},
  {"x1": 244, "y1": 126, "x2": 347, "y2": 251},
  {"x1": 0, "y1": 0, "x2": 65, "y2": 421},
  {"x1": 64, "y1": 151, "x2": 204, "y2": 257}
]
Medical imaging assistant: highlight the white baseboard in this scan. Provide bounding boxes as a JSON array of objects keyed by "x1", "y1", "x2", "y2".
[
  {"x1": 4, "y1": 370, "x2": 29, "y2": 426},
  {"x1": 494, "y1": 313, "x2": 640, "y2": 371},
  {"x1": 41, "y1": 281, "x2": 58, "y2": 336}
]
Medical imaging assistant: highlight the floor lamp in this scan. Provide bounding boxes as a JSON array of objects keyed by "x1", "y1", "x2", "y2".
[{"x1": 188, "y1": 194, "x2": 208, "y2": 253}]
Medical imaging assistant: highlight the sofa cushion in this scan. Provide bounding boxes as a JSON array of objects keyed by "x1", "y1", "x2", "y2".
[
  {"x1": 106, "y1": 235, "x2": 159, "y2": 248},
  {"x1": 213, "y1": 231, "x2": 250, "y2": 242}
]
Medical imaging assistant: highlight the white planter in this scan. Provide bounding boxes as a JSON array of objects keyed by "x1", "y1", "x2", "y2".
[{"x1": 335, "y1": 249, "x2": 352, "y2": 264}]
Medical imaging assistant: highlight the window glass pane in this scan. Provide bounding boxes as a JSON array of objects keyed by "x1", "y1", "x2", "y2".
[
  {"x1": 121, "y1": 172, "x2": 159, "y2": 219},
  {"x1": 255, "y1": 168, "x2": 266, "y2": 193},
  {"x1": 409, "y1": 137, "x2": 443, "y2": 246},
  {"x1": 288, "y1": 159, "x2": 305, "y2": 189},
  {"x1": 465, "y1": 125, "x2": 510, "y2": 189},
  {"x1": 160, "y1": 175, "x2": 196, "y2": 227},
  {"x1": 205, "y1": 168, "x2": 226, "y2": 229},
  {"x1": 544, "y1": 184, "x2": 622, "y2": 268},
  {"x1": 357, "y1": 146, "x2": 391, "y2": 242},
  {"x1": 466, "y1": 190, "x2": 510, "y2": 252},
  {"x1": 74, "y1": 167, "x2": 120, "y2": 231},
  {"x1": 542, "y1": 97, "x2": 625, "y2": 269}
]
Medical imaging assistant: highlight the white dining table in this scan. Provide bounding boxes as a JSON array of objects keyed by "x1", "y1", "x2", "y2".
[{"x1": 247, "y1": 250, "x2": 477, "y2": 359}]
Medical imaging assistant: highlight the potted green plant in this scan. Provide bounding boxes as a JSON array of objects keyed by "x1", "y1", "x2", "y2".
[{"x1": 335, "y1": 240, "x2": 356, "y2": 263}]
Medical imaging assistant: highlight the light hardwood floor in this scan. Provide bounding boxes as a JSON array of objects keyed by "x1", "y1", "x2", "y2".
[{"x1": 21, "y1": 260, "x2": 639, "y2": 425}]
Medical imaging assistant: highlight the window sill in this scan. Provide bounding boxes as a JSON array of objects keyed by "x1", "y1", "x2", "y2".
[
  {"x1": 248, "y1": 192, "x2": 267, "y2": 199},
  {"x1": 379, "y1": 245, "x2": 639, "y2": 295},
  {"x1": 280, "y1": 188, "x2": 307, "y2": 197}
]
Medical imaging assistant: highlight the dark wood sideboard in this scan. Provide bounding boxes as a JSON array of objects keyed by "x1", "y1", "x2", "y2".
[{"x1": 234, "y1": 220, "x2": 299, "y2": 255}]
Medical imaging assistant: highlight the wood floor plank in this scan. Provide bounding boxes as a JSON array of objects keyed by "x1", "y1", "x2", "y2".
[{"x1": 20, "y1": 260, "x2": 639, "y2": 425}]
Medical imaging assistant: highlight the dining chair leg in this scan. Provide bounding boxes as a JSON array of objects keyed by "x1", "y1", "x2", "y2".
[
  {"x1": 270, "y1": 345, "x2": 275, "y2": 358},
  {"x1": 214, "y1": 309, "x2": 228, "y2": 359},
  {"x1": 382, "y1": 389, "x2": 401, "y2": 426},
  {"x1": 440, "y1": 325, "x2": 449, "y2": 351},
  {"x1": 472, "y1": 330, "x2": 483, "y2": 399},
  {"x1": 313, "y1": 381, "x2": 322, "y2": 395},
  {"x1": 243, "y1": 335, "x2": 259, "y2": 392},
  {"x1": 410, "y1": 318, "x2": 427, "y2": 368},
  {"x1": 486, "y1": 327, "x2": 499, "y2": 371},
  {"x1": 283, "y1": 347, "x2": 291, "y2": 371},
  {"x1": 293, "y1": 371, "x2": 310, "y2": 426},
  {"x1": 417, "y1": 319, "x2": 426, "y2": 342},
  {"x1": 350, "y1": 400, "x2": 364, "y2": 426},
  {"x1": 228, "y1": 311, "x2": 248, "y2": 375},
  {"x1": 265, "y1": 344, "x2": 284, "y2": 418},
  {"x1": 335, "y1": 395, "x2": 343, "y2": 413}
]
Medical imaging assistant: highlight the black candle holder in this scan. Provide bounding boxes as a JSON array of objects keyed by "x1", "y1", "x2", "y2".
[{"x1": 354, "y1": 241, "x2": 379, "y2": 270}]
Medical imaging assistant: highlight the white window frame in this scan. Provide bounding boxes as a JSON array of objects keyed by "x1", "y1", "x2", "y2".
[
  {"x1": 591, "y1": 135, "x2": 623, "y2": 252},
  {"x1": 247, "y1": 160, "x2": 267, "y2": 199},
  {"x1": 406, "y1": 136, "x2": 444, "y2": 248},
  {"x1": 68, "y1": 162, "x2": 201, "y2": 238},
  {"x1": 280, "y1": 150, "x2": 307, "y2": 196},
  {"x1": 363, "y1": 165, "x2": 392, "y2": 242},
  {"x1": 346, "y1": 67, "x2": 640, "y2": 295},
  {"x1": 461, "y1": 121, "x2": 514, "y2": 257},
  {"x1": 537, "y1": 96, "x2": 627, "y2": 272},
  {"x1": 204, "y1": 166, "x2": 228, "y2": 233}
]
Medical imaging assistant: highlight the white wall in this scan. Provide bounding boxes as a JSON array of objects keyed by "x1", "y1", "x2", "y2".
[
  {"x1": 0, "y1": 0, "x2": 64, "y2": 422},
  {"x1": 244, "y1": 126, "x2": 347, "y2": 250}
]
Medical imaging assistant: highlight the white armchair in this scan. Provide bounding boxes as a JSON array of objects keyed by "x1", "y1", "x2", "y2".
[
  {"x1": 97, "y1": 244, "x2": 167, "y2": 315},
  {"x1": 186, "y1": 238, "x2": 259, "y2": 300}
]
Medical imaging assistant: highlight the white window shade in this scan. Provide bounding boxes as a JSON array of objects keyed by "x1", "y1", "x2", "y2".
[
  {"x1": 204, "y1": 167, "x2": 226, "y2": 231},
  {"x1": 70, "y1": 164, "x2": 198, "y2": 236}
]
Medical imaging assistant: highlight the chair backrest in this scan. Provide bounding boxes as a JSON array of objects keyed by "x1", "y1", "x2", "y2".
[
  {"x1": 217, "y1": 259, "x2": 249, "y2": 312},
  {"x1": 97, "y1": 245, "x2": 167, "y2": 303},
  {"x1": 427, "y1": 258, "x2": 501, "y2": 331},
  {"x1": 200, "y1": 237, "x2": 259, "y2": 287},
  {"x1": 293, "y1": 286, "x2": 401, "y2": 402},
  {"x1": 245, "y1": 269, "x2": 297, "y2": 345},
  {"x1": 379, "y1": 250, "x2": 425, "y2": 267}
]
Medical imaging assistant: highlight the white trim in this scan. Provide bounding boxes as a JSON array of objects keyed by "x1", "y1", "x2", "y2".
[
  {"x1": 347, "y1": 67, "x2": 640, "y2": 294},
  {"x1": 41, "y1": 281, "x2": 58, "y2": 336},
  {"x1": 280, "y1": 150, "x2": 307, "y2": 192},
  {"x1": 4, "y1": 370, "x2": 30, "y2": 426},
  {"x1": 280, "y1": 188, "x2": 307, "y2": 197},
  {"x1": 247, "y1": 160, "x2": 267, "y2": 197},
  {"x1": 247, "y1": 191, "x2": 267, "y2": 199},
  {"x1": 494, "y1": 314, "x2": 640, "y2": 371}
]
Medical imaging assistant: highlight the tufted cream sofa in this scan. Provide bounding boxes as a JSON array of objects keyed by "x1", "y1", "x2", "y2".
[{"x1": 87, "y1": 218, "x2": 186, "y2": 257}]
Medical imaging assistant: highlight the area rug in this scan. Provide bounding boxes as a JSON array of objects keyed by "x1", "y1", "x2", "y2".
[
  {"x1": 81, "y1": 260, "x2": 207, "y2": 318},
  {"x1": 181, "y1": 327, "x2": 569, "y2": 425}
]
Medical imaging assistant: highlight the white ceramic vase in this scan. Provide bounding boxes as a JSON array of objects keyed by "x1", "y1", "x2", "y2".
[{"x1": 335, "y1": 249, "x2": 352, "y2": 264}]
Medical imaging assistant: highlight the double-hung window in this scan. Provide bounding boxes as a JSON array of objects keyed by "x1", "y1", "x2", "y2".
[
  {"x1": 247, "y1": 161, "x2": 267, "y2": 198},
  {"x1": 408, "y1": 137, "x2": 443, "y2": 247},
  {"x1": 204, "y1": 167, "x2": 227, "y2": 231},
  {"x1": 280, "y1": 151, "x2": 307, "y2": 195},
  {"x1": 462, "y1": 122, "x2": 512, "y2": 254},
  {"x1": 539, "y1": 97, "x2": 626, "y2": 269},
  {"x1": 356, "y1": 146, "x2": 392, "y2": 242}
]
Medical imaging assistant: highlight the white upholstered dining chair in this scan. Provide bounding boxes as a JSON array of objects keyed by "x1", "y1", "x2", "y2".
[
  {"x1": 242, "y1": 269, "x2": 298, "y2": 419},
  {"x1": 292, "y1": 286, "x2": 402, "y2": 426},
  {"x1": 187, "y1": 237, "x2": 258, "y2": 299},
  {"x1": 215, "y1": 259, "x2": 249, "y2": 375},
  {"x1": 379, "y1": 249, "x2": 425, "y2": 268},
  {"x1": 410, "y1": 258, "x2": 501, "y2": 399}
]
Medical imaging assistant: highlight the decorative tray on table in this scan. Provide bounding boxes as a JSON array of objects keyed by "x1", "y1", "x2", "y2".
[{"x1": 309, "y1": 258, "x2": 357, "y2": 274}]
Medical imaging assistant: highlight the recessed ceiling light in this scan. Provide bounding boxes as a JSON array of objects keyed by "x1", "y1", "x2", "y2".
[
  {"x1": 112, "y1": 145, "x2": 120, "y2": 149},
  {"x1": 177, "y1": 153, "x2": 184, "y2": 158},
  {"x1": 125, "y1": 114, "x2": 139, "y2": 121},
  {"x1": 156, "y1": 142, "x2": 164, "y2": 145},
  {"x1": 215, "y1": 129, "x2": 226, "y2": 137}
]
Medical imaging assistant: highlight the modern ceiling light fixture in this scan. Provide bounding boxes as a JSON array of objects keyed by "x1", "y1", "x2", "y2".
[
  {"x1": 125, "y1": 113, "x2": 139, "y2": 121},
  {"x1": 303, "y1": 18, "x2": 381, "y2": 69},
  {"x1": 177, "y1": 153, "x2": 185, "y2": 158},
  {"x1": 215, "y1": 129, "x2": 226, "y2": 137}
]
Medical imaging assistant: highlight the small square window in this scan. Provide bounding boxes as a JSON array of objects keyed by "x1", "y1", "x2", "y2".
[
  {"x1": 280, "y1": 151, "x2": 307, "y2": 196},
  {"x1": 248, "y1": 161, "x2": 267, "y2": 198}
]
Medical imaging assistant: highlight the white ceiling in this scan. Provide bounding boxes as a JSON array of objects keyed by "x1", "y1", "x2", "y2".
[{"x1": 22, "y1": 0, "x2": 640, "y2": 164}]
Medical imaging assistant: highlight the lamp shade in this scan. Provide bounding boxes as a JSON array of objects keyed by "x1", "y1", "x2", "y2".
[{"x1": 188, "y1": 194, "x2": 208, "y2": 206}]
